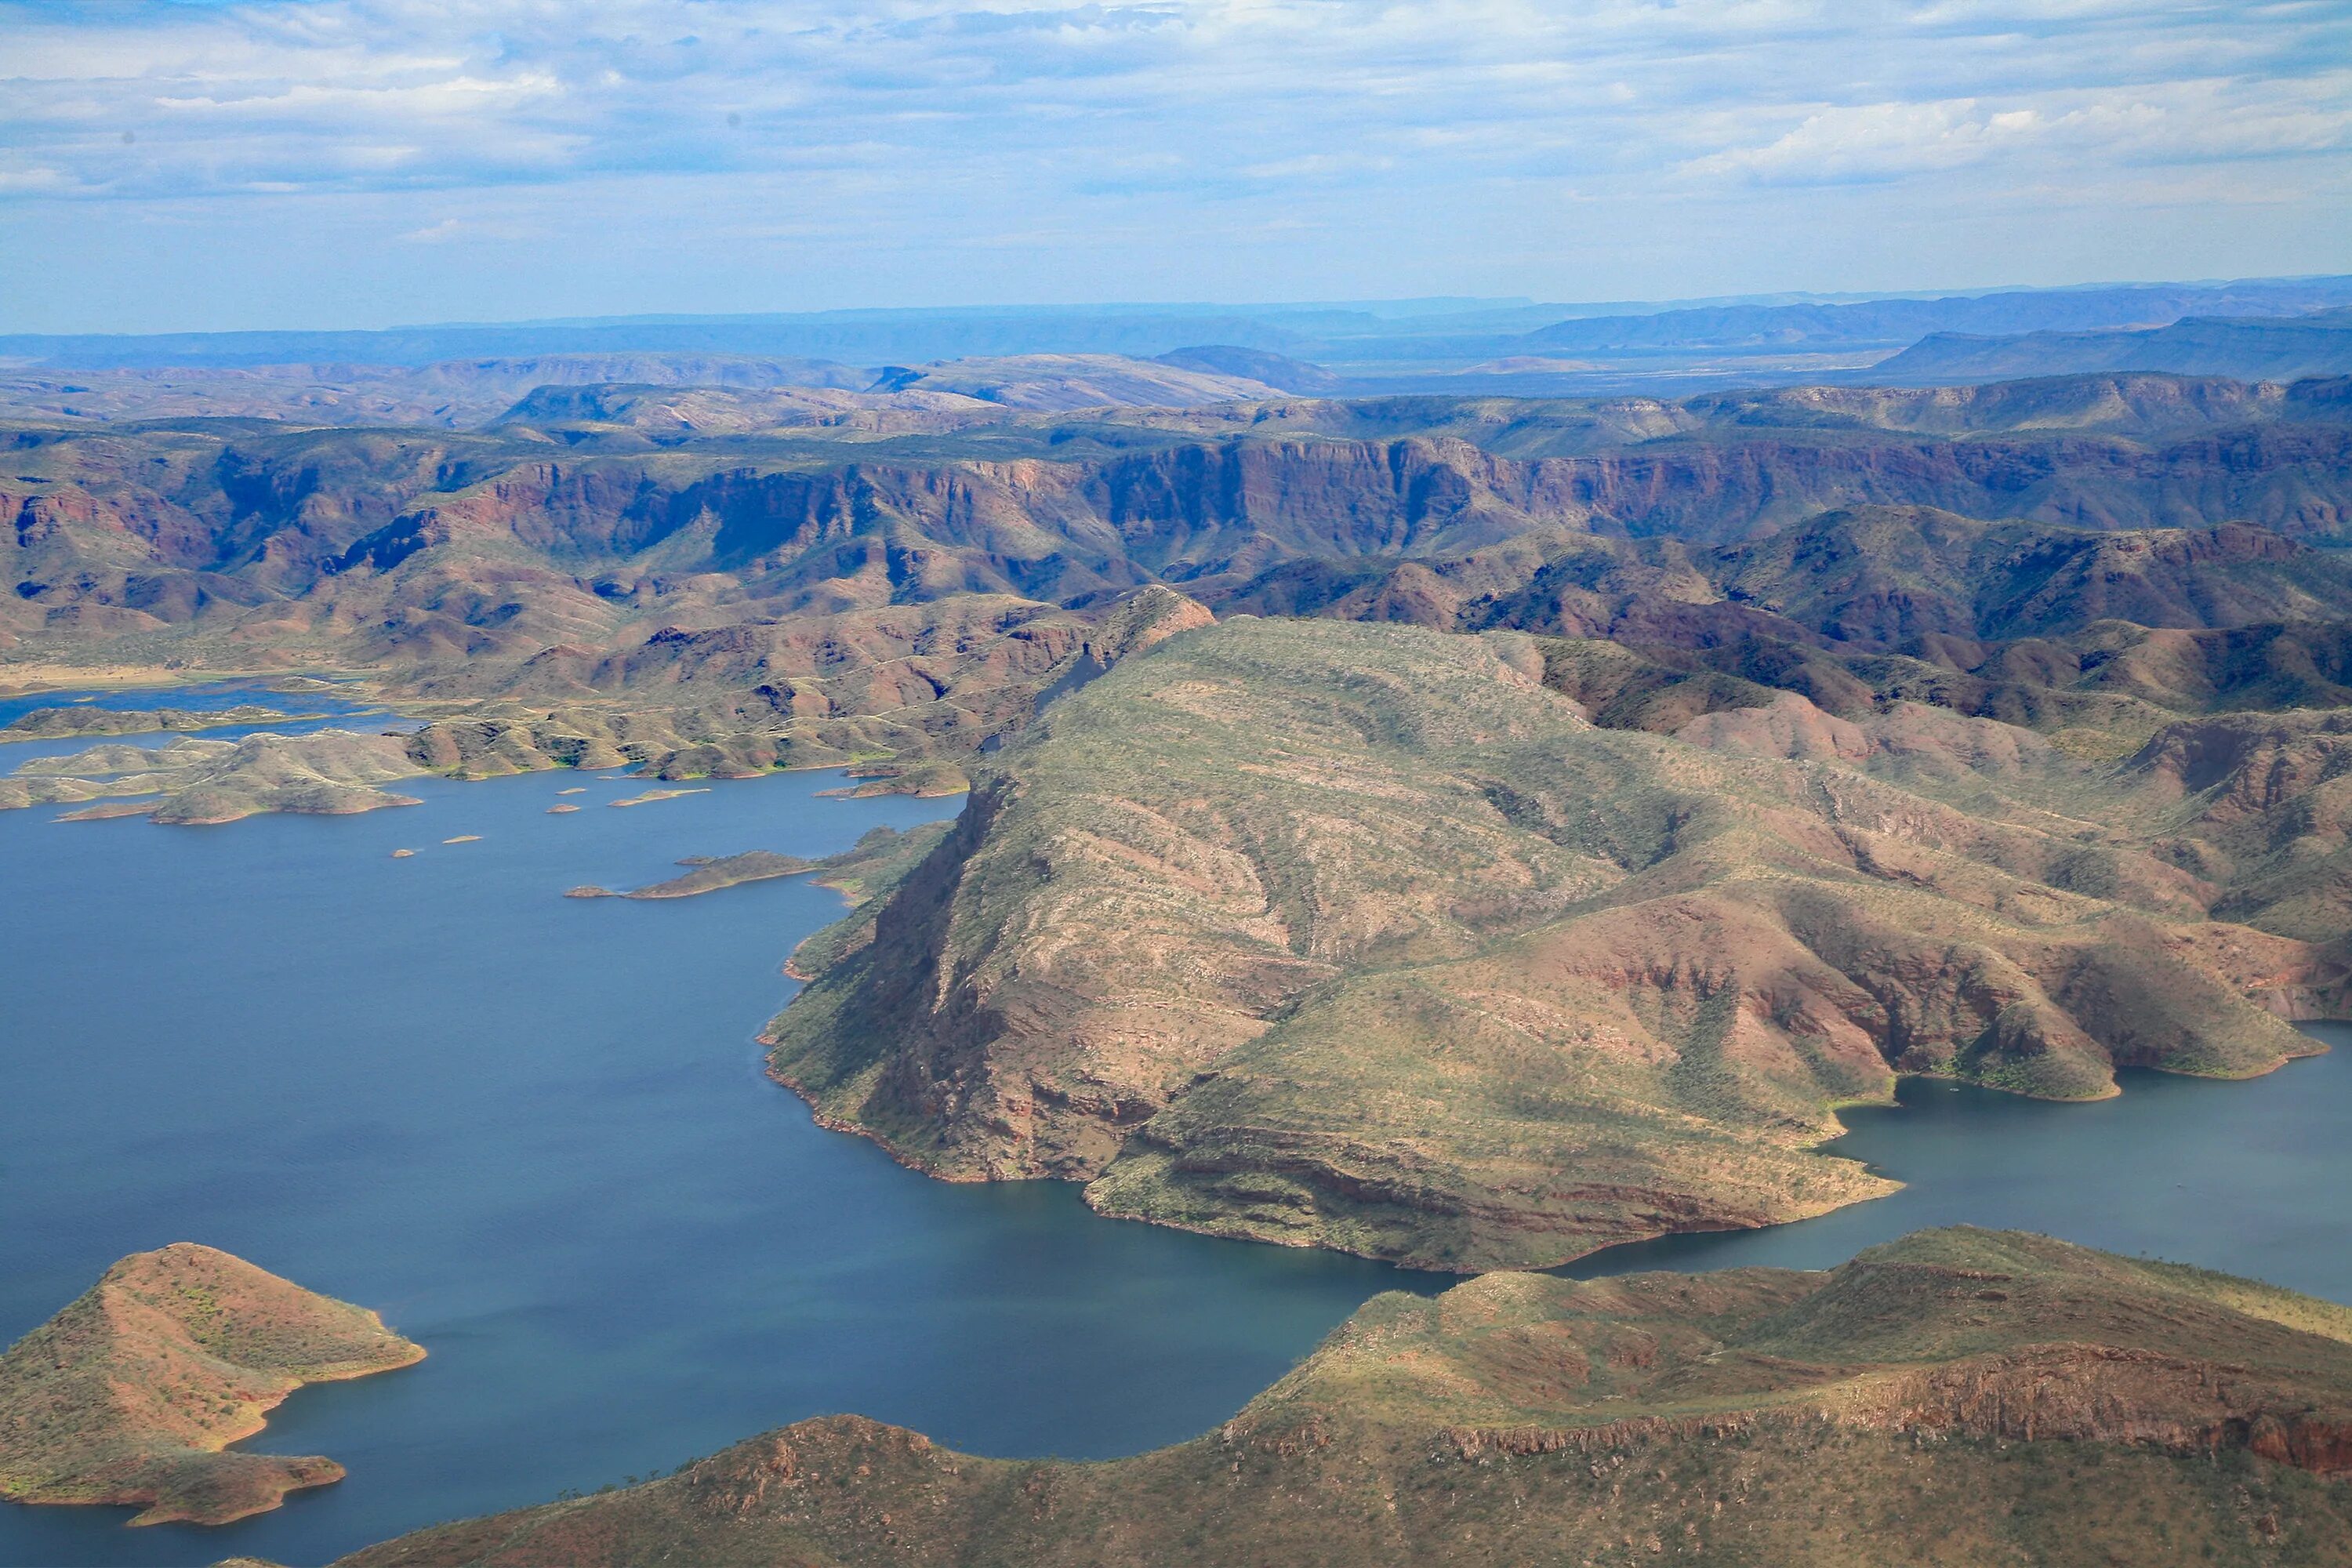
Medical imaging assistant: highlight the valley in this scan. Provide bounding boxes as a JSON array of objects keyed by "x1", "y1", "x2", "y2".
[
  {"x1": 9, "y1": 0, "x2": 2352, "y2": 1553},
  {"x1": 9, "y1": 345, "x2": 2352, "y2": 1564}
]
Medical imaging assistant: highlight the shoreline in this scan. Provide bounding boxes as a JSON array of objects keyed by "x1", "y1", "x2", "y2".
[{"x1": 755, "y1": 1028, "x2": 2342, "y2": 1277}]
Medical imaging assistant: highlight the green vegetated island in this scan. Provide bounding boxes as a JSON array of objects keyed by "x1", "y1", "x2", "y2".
[
  {"x1": 332, "y1": 1230, "x2": 2352, "y2": 1566},
  {"x1": 0, "y1": 1244, "x2": 422, "y2": 1526},
  {"x1": 9, "y1": 354, "x2": 2352, "y2": 1558}
]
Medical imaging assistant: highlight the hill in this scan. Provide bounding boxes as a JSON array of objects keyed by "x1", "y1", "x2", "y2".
[
  {"x1": 334, "y1": 1229, "x2": 2352, "y2": 1568},
  {"x1": 1875, "y1": 310, "x2": 2352, "y2": 384},
  {"x1": 765, "y1": 613, "x2": 2340, "y2": 1271},
  {"x1": 0, "y1": 1244, "x2": 423, "y2": 1526},
  {"x1": 865, "y1": 354, "x2": 1285, "y2": 409}
]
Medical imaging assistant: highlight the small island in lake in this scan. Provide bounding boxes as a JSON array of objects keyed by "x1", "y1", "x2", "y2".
[
  {"x1": 561, "y1": 826, "x2": 951, "y2": 905},
  {"x1": 608, "y1": 787, "x2": 710, "y2": 808},
  {"x1": 0, "y1": 1243, "x2": 423, "y2": 1526},
  {"x1": 1, "y1": 705, "x2": 318, "y2": 740}
]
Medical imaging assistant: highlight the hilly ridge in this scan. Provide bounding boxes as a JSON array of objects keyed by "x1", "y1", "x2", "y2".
[
  {"x1": 333, "y1": 1229, "x2": 2352, "y2": 1568},
  {"x1": 766, "y1": 613, "x2": 2342, "y2": 1270},
  {"x1": 10, "y1": 372, "x2": 2352, "y2": 681}
]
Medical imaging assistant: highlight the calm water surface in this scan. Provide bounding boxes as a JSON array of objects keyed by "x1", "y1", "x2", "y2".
[{"x1": 2, "y1": 691, "x2": 2349, "y2": 1566}]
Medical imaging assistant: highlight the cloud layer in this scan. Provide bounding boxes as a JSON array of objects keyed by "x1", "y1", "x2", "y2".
[{"x1": 1, "y1": 0, "x2": 2347, "y2": 328}]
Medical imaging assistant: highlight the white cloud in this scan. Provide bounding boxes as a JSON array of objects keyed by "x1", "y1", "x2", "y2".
[{"x1": 0, "y1": 0, "x2": 2345, "y2": 322}]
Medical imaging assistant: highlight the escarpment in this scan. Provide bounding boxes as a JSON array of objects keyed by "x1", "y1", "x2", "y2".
[
  {"x1": 768, "y1": 615, "x2": 2347, "y2": 1270},
  {"x1": 11, "y1": 379, "x2": 2352, "y2": 663},
  {"x1": 333, "y1": 1230, "x2": 2352, "y2": 1568}
]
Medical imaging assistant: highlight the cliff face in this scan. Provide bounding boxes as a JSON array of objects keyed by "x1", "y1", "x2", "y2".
[
  {"x1": 333, "y1": 1229, "x2": 2352, "y2": 1568},
  {"x1": 0, "y1": 1243, "x2": 423, "y2": 1526},
  {"x1": 765, "y1": 616, "x2": 2342, "y2": 1271},
  {"x1": 1225, "y1": 506, "x2": 2352, "y2": 652},
  {"x1": 9, "y1": 387, "x2": 2352, "y2": 666}
]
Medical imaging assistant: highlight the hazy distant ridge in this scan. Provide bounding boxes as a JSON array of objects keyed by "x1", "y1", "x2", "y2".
[{"x1": 9, "y1": 278, "x2": 2350, "y2": 374}]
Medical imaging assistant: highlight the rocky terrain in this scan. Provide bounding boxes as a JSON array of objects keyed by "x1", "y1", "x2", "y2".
[
  {"x1": 768, "y1": 611, "x2": 2347, "y2": 1269},
  {"x1": 8, "y1": 372, "x2": 2350, "y2": 683},
  {"x1": 331, "y1": 1229, "x2": 2352, "y2": 1567},
  {"x1": 0, "y1": 703, "x2": 310, "y2": 739},
  {"x1": 11, "y1": 368, "x2": 2352, "y2": 1253},
  {"x1": 0, "y1": 1243, "x2": 423, "y2": 1526}
]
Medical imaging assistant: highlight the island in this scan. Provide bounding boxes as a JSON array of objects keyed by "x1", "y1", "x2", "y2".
[
  {"x1": 559, "y1": 827, "x2": 950, "y2": 905},
  {"x1": 608, "y1": 787, "x2": 710, "y2": 808},
  {"x1": 0, "y1": 1243, "x2": 424, "y2": 1526},
  {"x1": 332, "y1": 1230, "x2": 2352, "y2": 1566},
  {"x1": 2, "y1": 731, "x2": 428, "y2": 825},
  {"x1": 0, "y1": 705, "x2": 317, "y2": 741}
]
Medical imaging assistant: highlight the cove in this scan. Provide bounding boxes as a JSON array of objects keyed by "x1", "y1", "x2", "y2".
[
  {"x1": 0, "y1": 752, "x2": 1433, "y2": 1568},
  {"x1": 1563, "y1": 1036, "x2": 2352, "y2": 1305},
  {"x1": 0, "y1": 709, "x2": 2346, "y2": 1566}
]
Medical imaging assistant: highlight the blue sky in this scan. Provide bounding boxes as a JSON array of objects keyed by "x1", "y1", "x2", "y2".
[{"x1": 1, "y1": 0, "x2": 2348, "y2": 332}]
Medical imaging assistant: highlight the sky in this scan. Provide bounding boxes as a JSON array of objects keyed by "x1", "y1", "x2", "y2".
[{"x1": 0, "y1": 0, "x2": 2348, "y2": 332}]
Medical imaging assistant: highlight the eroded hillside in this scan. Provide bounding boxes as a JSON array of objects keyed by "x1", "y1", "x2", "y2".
[{"x1": 767, "y1": 614, "x2": 2346, "y2": 1270}]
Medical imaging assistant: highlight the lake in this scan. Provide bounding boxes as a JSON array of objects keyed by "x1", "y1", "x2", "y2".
[{"x1": 2, "y1": 693, "x2": 2348, "y2": 1566}]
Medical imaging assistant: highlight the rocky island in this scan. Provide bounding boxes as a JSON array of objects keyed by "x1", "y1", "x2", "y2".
[
  {"x1": 561, "y1": 826, "x2": 953, "y2": 906},
  {"x1": 332, "y1": 1229, "x2": 2352, "y2": 1566},
  {"x1": 0, "y1": 704, "x2": 314, "y2": 740},
  {"x1": 0, "y1": 1243, "x2": 423, "y2": 1526},
  {"x1": 2, "y1": 730, "x2": 427, "y2": 824}
]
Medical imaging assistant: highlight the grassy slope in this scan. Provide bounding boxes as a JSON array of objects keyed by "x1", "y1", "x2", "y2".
[
  {"x1": 336, "y1": 1229, "x2": 2352, "y2": 1568},
  {"x1": 768, "y1": 615, "x2": 2329, "y2": 1270}
]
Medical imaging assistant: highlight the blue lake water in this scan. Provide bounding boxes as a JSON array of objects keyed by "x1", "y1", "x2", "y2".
[
  {"x1": 2, "y1": 689, "x2": 2349, "y2": 1566},
  {"x1": 0, "y1": 678, "x2": 390, "y2": 768}
]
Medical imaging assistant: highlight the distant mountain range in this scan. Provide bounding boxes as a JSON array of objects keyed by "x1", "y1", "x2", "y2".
[
  {"x1": 6, "y1": 278, "x2": 2351, "y2": 397},
  {"x1": 1873, "y1": 307, "x2": 2352, "y2": 384}
]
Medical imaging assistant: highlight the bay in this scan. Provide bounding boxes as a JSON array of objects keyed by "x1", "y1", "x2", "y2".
[{"x1": 2, "y1": 691, "x2": 2347, "y2": 1566}]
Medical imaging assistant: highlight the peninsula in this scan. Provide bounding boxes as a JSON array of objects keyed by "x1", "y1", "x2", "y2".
[{"x1": 768, "y1": 611, "x2": 2344, "y2": 1270}]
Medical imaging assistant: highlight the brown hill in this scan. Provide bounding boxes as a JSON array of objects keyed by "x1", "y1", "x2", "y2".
[
  {"x1": 332, "y1": 1229, "x2": 2352, "y2": 1568},
  {"x1": 0, "y1": 1243, "x2": 423, "y2": 1526},
  {"x1": 1225, "y1": 507, "x2": 2352, "y2": 652},
  {"x1": 766, "y1": 615, "x2": 2338, "y2": 1271}
]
